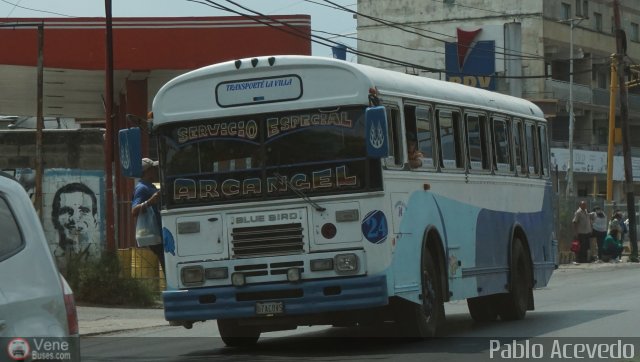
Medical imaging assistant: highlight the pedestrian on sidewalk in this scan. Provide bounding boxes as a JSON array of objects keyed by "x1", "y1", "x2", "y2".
[
  {"x1": 609, "y1": 210, "x2": 627, "y2": 240},
  {"x1": 132, "y1": 158, "x2": 165, "y2": 276},
  {"x1": 572, "y1": 201, "x2": 592, "y2": 263},
  {"x1": 590, "y1": 206, "x2": 607, "y2": 262},
  {"x1": 602, "y1": 228, "x2": 624, "y2": 263}
]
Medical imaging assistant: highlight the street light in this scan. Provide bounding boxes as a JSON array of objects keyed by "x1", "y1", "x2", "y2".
[{"x1": 561, "y1": 17, "x2": 585, "y2": 197}]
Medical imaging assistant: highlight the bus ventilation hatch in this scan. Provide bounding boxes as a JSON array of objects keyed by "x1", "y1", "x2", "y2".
[{"x1": 231, "y1": 223, "x2": 304, "y2": 258}]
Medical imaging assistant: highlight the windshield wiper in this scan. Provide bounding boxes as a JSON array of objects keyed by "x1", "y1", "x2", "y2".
[{"x1": 273, "y1": 172, "x2": 326, "y2": 212}]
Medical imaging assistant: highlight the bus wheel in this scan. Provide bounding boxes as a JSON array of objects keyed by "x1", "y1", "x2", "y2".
[
  {"x1": 217, "y1": 319, "x2": 260, "y2": 347},
  {"x1": 397, "y1": 247, "x2": 444, "y2": 338},
  {"x1": 498, "y1": 239, "x2": 531, "y2": 321},
  {"x1": 467, "y1": 295, "x2": 499, "y2": 322}
]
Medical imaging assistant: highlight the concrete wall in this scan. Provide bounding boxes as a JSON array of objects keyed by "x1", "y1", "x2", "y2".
[{"x1": 1, "y1": 129, "x2": 105, "y2": 262}]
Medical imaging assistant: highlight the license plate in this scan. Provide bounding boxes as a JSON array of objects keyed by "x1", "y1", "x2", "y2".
[{"x1": 255, "y1": 301, "x2": 284, "y2": 315}]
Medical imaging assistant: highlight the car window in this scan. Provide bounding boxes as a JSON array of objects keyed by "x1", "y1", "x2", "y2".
[{"x1": 0, "y1": 196, "x2": 24, "y2": 261}]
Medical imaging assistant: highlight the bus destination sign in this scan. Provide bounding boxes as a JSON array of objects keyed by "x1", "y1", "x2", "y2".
[{"x1": 216, "y1": 75, "x2": 302, "y2": 107}]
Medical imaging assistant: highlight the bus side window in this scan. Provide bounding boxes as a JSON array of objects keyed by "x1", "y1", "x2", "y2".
[
  {"x1": 525, "y1": 122, "x2": 539, "y2": 176},
  {"x1": 538, "y1": 123, "x2": 550, "y2": 177},
  {"x1": 385, "y1": 106, "x2": 403, "y2": 167},
  {"x1": 405, "y1": 104, "x2": 435, "y2": 169},
  {"x1": 492, "y1": 117, "x2": 512, "y2": 173},
  {"x1": 513, "y1": 119, "x2": 527, "y2": 175},
  {"x1": 403, "y1": 104, "x2": 417, "y2": 168},
  {"x1": 465, "y1": 113, "x2": 489, "y2": 171},
  {"x1": 437, "y1": 109, "x2": 463, "y2": 170},
  {"x1": 416, "y1": 106, "x2": 435, "y2": 168}
]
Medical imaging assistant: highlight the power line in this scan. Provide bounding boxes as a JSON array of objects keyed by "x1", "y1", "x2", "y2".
[
  {"x1": 189, "y1": 0, "x2": 443, "y2": 73},
  {"x1": 313, "y1": 29, "x2": 446, "y2": 56},
  {"x1": 314, "y1": 29, "x2": 574, "y2": 63},
  {"x1": 223, "y1": 0, "x2": 446, "y2": 72},
  {"x1": 431, "y1": 0, "x2": 512, "y2": 16},
  {"x1": 318, "y1": 1, "x2": 617, "y2": 66},
  {"x1": 5, "y1": 0, "x2": 21, "y2": 17},
  {"x1": 319, "y1": 0, "x2": 547, "y2": 61},
  {"x1": 302, "y1": 0, "x2": 356, "y2": 11},
  {"x1": 188, "y1": 0, "x2": 603, "y2": 80},
  {"x1": 0, "y1": 0, "x2": 74, "y2": 17}
]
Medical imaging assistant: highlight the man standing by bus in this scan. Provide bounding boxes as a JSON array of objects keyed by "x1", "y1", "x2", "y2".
[
  {"x1": 132, "y1": 158, "x2": 165, "y2": 275},
  {"x1": 572, "y1": 201, "x2": 592, "y2": 263}
]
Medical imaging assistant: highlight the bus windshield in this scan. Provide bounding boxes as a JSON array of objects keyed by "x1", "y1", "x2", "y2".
[{"x1": 158, "y1": 106, "x2": 382, "y2": 208}]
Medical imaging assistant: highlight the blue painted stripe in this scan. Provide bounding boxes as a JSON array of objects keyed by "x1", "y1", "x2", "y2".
[{"x1": 163, "y1": 275, "x2": 388, "y2": 321}]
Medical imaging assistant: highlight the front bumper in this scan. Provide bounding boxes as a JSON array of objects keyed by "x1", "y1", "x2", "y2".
[{"x1": 163, "y1": 274, "x2": 388, "y2": 321}]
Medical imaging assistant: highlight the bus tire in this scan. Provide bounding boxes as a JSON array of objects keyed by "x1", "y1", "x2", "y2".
[
  {"x1": 467, "y1": 295, "x2": 499, "y2": 322},
  {"x1": 397, "y1": 247, "x2": 444, "y2": 338},
  {"x1": 498, "y1": 238, "x2": 531, "y2": 321},
  {"x1": 217, "y1": 319, "x2": 260, "y2": 347}
]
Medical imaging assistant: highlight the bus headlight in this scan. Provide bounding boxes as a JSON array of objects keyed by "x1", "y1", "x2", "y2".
[
  {"x1": 181, "y1": 266, "x2": 204, "y2": 286},
  {"x1": 335, "y1": 253, "x2": 359, "y2": 273}
]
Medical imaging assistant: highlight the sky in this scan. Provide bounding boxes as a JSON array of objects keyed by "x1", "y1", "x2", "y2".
[{"x1": 0, "y1": 0, "x2": 358, "y2": 59}]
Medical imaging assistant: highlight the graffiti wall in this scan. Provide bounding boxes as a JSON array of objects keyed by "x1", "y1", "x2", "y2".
[{"x1": 11, "y1": 168, "x2": 105, "y2": 261}]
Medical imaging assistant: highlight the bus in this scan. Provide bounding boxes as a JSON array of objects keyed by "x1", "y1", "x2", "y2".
[{"x1": 120, "y1": 55, "x2": 556, "y2": 346}]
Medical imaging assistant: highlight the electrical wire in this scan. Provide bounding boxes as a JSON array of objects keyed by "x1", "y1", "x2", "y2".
[
  {"x1": 319, "y1": 0, "x2": 547, "y2": 61},
  {"x1": 5, "y1": 0, "x2": 20, "y2": 17},
  {"x1": 0, "y1": 0, "x2": 610, "y2": 79},
  {"x1": 195, "y1": 0, "x2": 607, "y2": 79},
  {"x1": 187, "y1": 0, "x2": 444, "y2": 73},
  {"x1": 0, "y1": 0, "x2": 74, "y2": 17}
]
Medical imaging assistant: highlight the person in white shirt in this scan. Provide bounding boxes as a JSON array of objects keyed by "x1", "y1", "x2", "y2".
[
  {"x1": 572, "y1": 201, "x2": 592, "y2": 263},
  {"x1": 590, "y1": 206, "x2": 607, "y2": 262}
]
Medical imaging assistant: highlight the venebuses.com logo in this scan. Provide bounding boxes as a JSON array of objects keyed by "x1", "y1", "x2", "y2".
[
  {"x1": 5, "y1": 337, "x2": 75, "y2": 361},
  {"x1": 6, "y1": 338, "x2": 30, "y2": 361}
]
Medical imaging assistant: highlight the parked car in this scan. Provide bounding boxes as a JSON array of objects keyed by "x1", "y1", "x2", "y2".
[{"x1": 0, "y1": 172, "x2": 79, "y2": 358}]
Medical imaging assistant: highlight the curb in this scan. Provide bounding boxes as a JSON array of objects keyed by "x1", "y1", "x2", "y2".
[{"x1": 80, "y1": 323, "x2": 169, "y2": 337}]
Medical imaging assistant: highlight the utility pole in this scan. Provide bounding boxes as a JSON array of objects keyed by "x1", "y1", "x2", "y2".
[
  {"x1": 606, "y1": 54, "x2": 617, "y2": 203},
  {"x1": 613, "y1": 0, "x2": 638, "y2": 262},
  {"x1": 562, "y1": 17, "x2": 584, "y2": 197},
  {"x1": 35, "y1": 23, "x2": 44, "y2": 222},
  {"x1": 104, "y1": 0, "x2": 116, "y2": 251}
]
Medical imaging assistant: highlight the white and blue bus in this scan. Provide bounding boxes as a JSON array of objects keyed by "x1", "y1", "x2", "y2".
[{"x1": 121, "y1": 55, "x2": 555, "y2": 346}]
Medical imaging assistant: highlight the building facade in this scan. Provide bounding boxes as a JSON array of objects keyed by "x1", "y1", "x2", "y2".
[
  {"x1": 0, "y1": 16, "x2": 312, "y2": 256},
  {"x1": 357, "y1": 0, "x2": 640, "y2": 202}
]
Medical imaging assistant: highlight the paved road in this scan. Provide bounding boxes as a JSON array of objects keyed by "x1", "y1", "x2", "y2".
[{"x1": 80, "y1": 262, "x2": 640, "y2": 361}]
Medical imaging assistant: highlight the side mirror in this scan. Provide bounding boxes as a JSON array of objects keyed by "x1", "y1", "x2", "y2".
[
  {"x1": 118, "y1": 128, "x2": 143, "y2": 178},
  {"x1": 365, "y1": 106, "x2": 389, "y2": 159}
]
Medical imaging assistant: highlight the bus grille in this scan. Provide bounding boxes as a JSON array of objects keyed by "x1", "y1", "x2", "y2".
[{"x1": 231, "y1": 223, "x2": 304, "y2": 258}]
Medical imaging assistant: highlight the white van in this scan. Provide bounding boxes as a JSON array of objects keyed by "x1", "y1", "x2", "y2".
[{"x1": 0, "y1": 172, "x2": 79, "y2": 351}]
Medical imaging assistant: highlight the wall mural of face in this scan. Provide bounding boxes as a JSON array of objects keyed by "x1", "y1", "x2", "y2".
[{"x1": 52, "y1": 183, "x2": 99, "y2": 253}]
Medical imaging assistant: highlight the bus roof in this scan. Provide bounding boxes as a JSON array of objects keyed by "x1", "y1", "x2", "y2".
[{"x1": 151, "y1": 55, "x2": 545, "y2": 128}]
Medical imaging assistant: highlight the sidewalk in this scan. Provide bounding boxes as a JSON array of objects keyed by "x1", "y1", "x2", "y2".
[
  {"x1": 77, "y1": 304, "x2": 168, "y2": 336},
  {"x1": 76, "y1": 260, "x2": 639, "y2": 336}
]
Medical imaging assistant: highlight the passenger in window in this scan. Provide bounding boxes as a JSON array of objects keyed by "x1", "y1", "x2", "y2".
[{"x1": 406, "y1": 132, "x2": 424, "y2": 168}]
